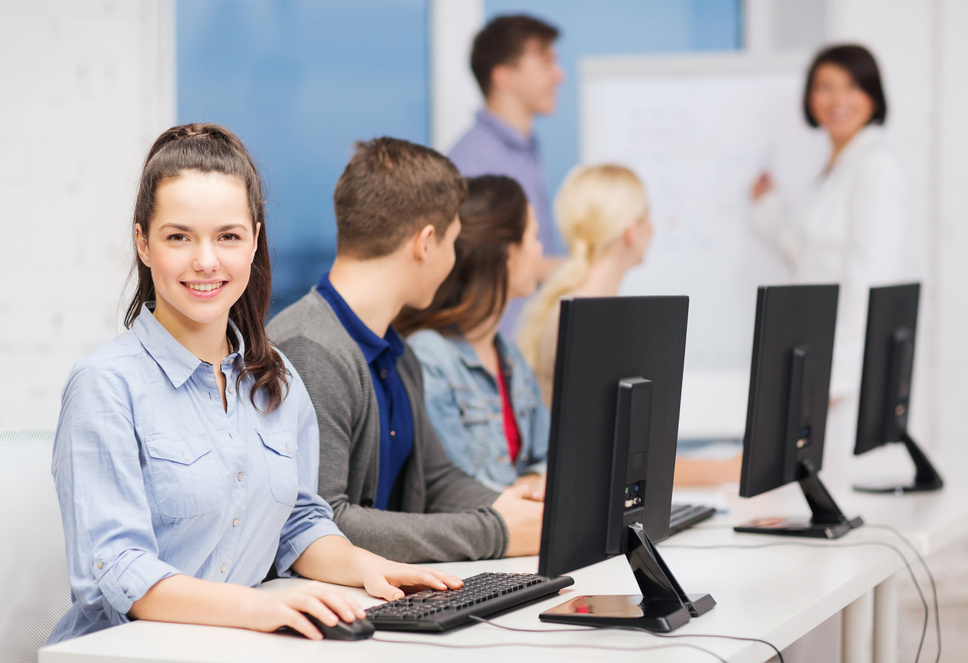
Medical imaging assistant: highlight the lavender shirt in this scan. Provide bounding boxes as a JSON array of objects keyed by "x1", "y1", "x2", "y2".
[{"x1": 449, "y1": 109, "x2": 561, "y2": 333}]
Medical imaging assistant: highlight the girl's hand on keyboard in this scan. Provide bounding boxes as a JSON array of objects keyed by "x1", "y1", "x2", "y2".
[{"x1": 361, "y1": 559, "x2": 464, "y2": 601}]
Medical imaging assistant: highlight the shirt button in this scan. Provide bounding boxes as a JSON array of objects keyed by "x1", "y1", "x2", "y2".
[
  {"x1": 379, "y1": 369, "x2": 389, "y2": 379},
  {"x1": 285, "y1": 445, "x2": 292, "y2": 454},
  {"x1": 233, "y1": 518, "x2": 240, "y2": 527},
  {"x1": 390, "y1": 430, "x2": 395, "y2": 437},
  {"x1": 237, "y1": 472, "x2": 244, "y2": 481},
  {"x1": 220, "y1": 564, "x2": 228, "y2": 573},
  {"x1": 183, "y1": 454, "x2": 191, "y2": 462},
  {"x1": 96, "y1": 561, "x2": 104, "y2": 570},
  {"x1": 227, "y1": 386, "x2": 234, "y2": 394}
]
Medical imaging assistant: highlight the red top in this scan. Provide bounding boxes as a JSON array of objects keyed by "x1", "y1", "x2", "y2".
[{"x1": 496, "y1": 357, "x2": 521, "y2": 463}]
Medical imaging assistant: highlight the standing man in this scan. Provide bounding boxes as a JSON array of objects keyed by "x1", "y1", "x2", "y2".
[{"x1": 449, "y1": 14, "x2": 565, "y2": 332}]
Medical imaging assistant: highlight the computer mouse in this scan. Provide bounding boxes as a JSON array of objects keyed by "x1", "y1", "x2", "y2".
[{"x1": 302, "y1": 612, "x2": 375, "y2": 641}]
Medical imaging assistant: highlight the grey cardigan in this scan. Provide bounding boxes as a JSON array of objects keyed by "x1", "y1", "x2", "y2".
[{"x1": 267, "y1": 289, "x2": 508, "y2": 563}]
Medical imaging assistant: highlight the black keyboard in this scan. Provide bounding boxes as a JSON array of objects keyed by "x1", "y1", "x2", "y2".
[
  {"x1": 365, "y1": 572, "x2": 574, "y2": 632},
  {"x1": 668, "y1": 502, "x2": 716, "y2": 537}
]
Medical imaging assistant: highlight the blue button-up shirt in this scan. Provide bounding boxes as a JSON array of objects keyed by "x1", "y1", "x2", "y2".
[
  {"x1": 408, "y1": 329, "x2": 549, "y2": 492},
  {"x1": 49, "y1": 305, "x2": 344, "y2": 643},
  {"x1": 316, "y1": 273, "x2": 414, "y2": 510}
]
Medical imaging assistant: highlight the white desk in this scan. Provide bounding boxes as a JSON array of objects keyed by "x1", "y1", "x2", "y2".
[
  {"x1": 39, "y1": 535, "x2": 902, "y2": 663},
  {"x1": 677, "y1": 445, "x2": 968, "y2": 663},
  {"x1": 38, "y1": 447, "x2": 968, "y2": 663}
]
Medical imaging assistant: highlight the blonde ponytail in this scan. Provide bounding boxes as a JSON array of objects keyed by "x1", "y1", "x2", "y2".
[
  {"x1": 517, "y1": 240, "x2": 593, "y2": 368},
  {"x1": 517, "y1": 164, "x2": 648, "y2": 372}
]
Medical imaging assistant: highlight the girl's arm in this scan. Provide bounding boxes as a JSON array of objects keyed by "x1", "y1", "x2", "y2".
[
  {"x1": 53, "y1": 364, "x2": 182, "y2": 630},
  {"x1": 290, "y1": 535, "x2": 463, "y2": 601},
  {"x1": 128, "y1": 573, "x2": 366, "y2": 640}
]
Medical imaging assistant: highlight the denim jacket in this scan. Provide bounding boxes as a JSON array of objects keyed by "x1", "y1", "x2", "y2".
[{"x1": 408, "y1": 329, "x2": 549, "y2": 492}]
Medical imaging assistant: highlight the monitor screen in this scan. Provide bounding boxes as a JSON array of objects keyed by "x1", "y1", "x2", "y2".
[
  {"x1": 739, "y1": 284, "x2": 837, "y2": 498},
  {"x1": 852, "y1": 282, "x2": 941, "y2": 493},
  {"x1": 735, "y1": 284, "x2": 862, "y2": 538},
  {"x1": 855, "y1": 283, "x2": 919, "y2": 455},
  {"x1": 538, "y1": 296, "x2": 687, "y2": 578}
]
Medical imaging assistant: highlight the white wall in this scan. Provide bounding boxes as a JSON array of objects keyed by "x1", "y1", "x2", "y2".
[
  {"x1": 824, "y1": 0, "x2": 968, "y2": 455},
  {"x1": 3, "y1": 1, "x2": 965, "y2": 447},
  {"x1": 429, "y1": 0, "x2": 484, "y2": 153},
  {"x1": 935, "y1": 0, "x2": 968, "y2": 456},
  {"x1": 0, "y1": 0, "x2": 175, "y2": 428}
]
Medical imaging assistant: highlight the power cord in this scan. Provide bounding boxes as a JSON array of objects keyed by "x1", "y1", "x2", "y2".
[
  {"x1": 864, "y1": 523, "x2": 941, "y2": 663},
  {"x1": 371, "y1": 631, "x2": 728, "y2": 661},
  {"x1": 662, "y1": 537, "x2": 932, "y2": 663},
  {"x1": 466, "y1": 615, "x2": 784, "y2": 662}
]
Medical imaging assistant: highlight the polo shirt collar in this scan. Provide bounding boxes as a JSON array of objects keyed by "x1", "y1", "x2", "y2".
[
  {"x1": 131, "y1": 302, "x2": 246, "y2": 388},
  {"x1": 477, "y1": 109, "x2": 536, "y2": 151},
  {"x1": 316, "y1": 272, "x2": 404, "y2": 365}
]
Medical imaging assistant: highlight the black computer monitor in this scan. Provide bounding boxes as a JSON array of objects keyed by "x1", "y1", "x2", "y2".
[
  {"x1": 537, "y1": 296, "x2": 714, "y2": 633},
  {"x1": 735, "y1": 284, "x2": 863, "y2": 539},
  {"x1": 854, "y1": 283, "x2": 942, "y2": 493}
]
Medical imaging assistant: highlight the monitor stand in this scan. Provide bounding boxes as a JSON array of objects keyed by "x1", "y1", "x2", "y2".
[
  {"x1": 735, "y1": 458, "x2": 864, "y2": 539},
  {"x1": 854, "y1": 432, "x2": 943, "y2": 494},
  {"x1": 539, "y1": 522, "x2": 715, "y2": 632}
]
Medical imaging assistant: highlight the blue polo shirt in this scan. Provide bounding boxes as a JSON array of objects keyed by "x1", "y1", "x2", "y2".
[{"x1": 316, "y1": 273, "x2": 414, "y2": 510}]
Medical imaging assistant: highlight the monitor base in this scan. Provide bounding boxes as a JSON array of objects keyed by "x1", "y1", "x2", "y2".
[
  {"x1": 736, "y1": 458, "x2": 864, "y2": 539},
  {"x1": 683, "y1": 591, "x2": 717, "y2": 617},
  {"x1": 853, "y1": 433, "x2": 943, "y2": 494},
  {"x1": 539, "y1": 594, "x2": 691, "y2": 632},
  {"x1": 853, "y1": 483, "x2": 941, "y2": 495},
  {"x1": 734, "y1": 515, "x2": 863, "y2": 539},
  {"x1": 540, "y1": 522, "x2": 715, "y2": 633}
]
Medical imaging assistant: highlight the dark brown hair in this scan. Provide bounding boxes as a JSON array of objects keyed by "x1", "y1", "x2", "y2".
[
  {"x1": 394, "y1": 175, "x2": 528, "y2": 337},
  {"x1": 804, "y1": 44, "x2": 887, "y2": 127},
  {"x1": 334, "y1": 137, "x2": 467, "y2": 259},
  {"x1": 471, "y1": 14, "x2": 559, "y2": 97},
  {"x1": 124, "y1": 123, "x2": 288, "y2": 413}
]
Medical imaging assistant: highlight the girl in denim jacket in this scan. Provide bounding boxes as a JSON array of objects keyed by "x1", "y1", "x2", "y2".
[{"x1": 395, "y1": 176, "x2": 548, "y2": 497}]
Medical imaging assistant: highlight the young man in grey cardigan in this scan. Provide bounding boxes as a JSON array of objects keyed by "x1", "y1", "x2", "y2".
[{"x1": 268, "y1": 137, "x2": 542, "y2": 564}]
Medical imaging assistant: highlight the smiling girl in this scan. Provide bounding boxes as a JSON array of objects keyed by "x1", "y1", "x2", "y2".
[{"x1": 48, "y1": 124, "x2": 459, "y2": 643}]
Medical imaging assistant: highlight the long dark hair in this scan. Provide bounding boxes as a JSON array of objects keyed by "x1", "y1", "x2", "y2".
[
  {"x1": 124, "y1": 123, "x2": 288, "y2": 412},
  {"x1": 394, "y1": 175, "x2": 528, "y2": 337}
]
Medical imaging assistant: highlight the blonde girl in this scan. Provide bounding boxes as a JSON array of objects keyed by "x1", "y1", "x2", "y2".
[{"x1": 517, "y1": 164, "x2": 651, "y2": 406}]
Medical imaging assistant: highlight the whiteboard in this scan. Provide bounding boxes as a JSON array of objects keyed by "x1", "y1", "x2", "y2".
[{"x1": 580, "y1": 52, "x2": 829, "y2": 438}]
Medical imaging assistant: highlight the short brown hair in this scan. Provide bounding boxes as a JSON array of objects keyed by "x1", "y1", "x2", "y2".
[
  {"x1": 471, "y1": 14, "x2": 559, "y2": 97},
  {"x1": 394, "y1": 175, "x2": 528, "y2": 336},
  {"x1": 334, "y1": 137, "x2": 467, "y2": 259}
]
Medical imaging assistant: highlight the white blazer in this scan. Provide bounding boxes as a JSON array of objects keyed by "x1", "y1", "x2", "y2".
[{"x1": 752, "y1": 125, "x2": 911, "y2": 400}]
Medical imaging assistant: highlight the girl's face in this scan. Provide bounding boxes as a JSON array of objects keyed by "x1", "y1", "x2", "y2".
[
  {"x1": 135, "y1": 171, "x2": 259, "y2": 337},
  {"x1": 506, "y1": 205, "x2": 544, "y2": 300},
  {"x1": 808, "y1": 63, "x2": 875, "y2": 146}
]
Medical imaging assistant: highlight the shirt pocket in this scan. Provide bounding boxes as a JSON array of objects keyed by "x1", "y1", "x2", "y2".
[
  {"x1": 143, "y1": 433, "x2": 224, "y2": 518},
  {"x1": 257, "y1": 429, "x2": 298, "y2": 506},
  {"x1": 453, "y1": 386, "x2": 501, "y2": 470}
]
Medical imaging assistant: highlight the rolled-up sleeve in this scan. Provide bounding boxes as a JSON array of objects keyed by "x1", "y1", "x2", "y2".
[
  {"x1": 274, "y1": 362, "x2": 346, "y2": 576},
  {"x1": 53, "y1": 365, "x2": 181, "y2": 625}
]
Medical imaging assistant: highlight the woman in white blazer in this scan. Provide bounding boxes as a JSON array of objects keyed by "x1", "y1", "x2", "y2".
[{"x1": 751, "y1": 45, "x2": 910, "y2": 405}]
